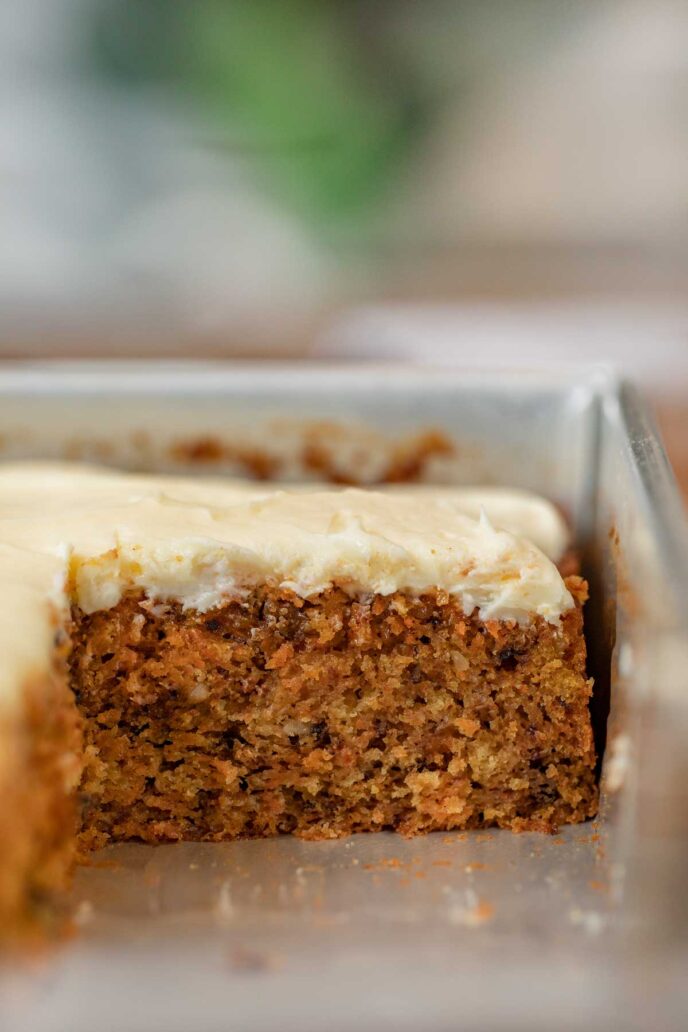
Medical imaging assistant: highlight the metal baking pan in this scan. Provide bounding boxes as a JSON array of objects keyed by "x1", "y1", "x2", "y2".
[{"x1": 1, "y1": 361, "x2": 687, "y2": 1032}]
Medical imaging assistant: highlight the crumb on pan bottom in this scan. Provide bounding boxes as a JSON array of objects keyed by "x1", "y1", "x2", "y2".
[{"x1": 71, "y1": 580, "x2": 597, "y2": 850}]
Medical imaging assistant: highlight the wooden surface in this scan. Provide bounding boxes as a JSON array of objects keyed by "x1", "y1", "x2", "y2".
[{"x1": 656, "y1": 401, "x2": 688, "y2": 502}]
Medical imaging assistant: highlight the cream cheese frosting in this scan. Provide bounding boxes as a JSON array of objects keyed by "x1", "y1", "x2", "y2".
[
  {"x1": 0, "y1": 463, "x2": 570, "y2": 562},
  {"x1": 0, "y1": 463, "x2": 574, "y2": 708},
  {"x1": 0, "y1": 543, "x2": 68, "y2": 712}
]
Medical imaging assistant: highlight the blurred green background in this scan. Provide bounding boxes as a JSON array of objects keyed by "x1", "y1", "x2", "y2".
[
  {"x1": 2, "y1": 0, "x2": 687, "y2": 356},
  {"x1": 91, "y1": 0, "x2": 423, "y2": 227}
]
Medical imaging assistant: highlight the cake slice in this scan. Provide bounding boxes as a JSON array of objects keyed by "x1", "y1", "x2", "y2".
[
  {"x1": 0, "y1": 547, "x2": 80, "y2": 939},
  {"x1": 0, "y1": 465, "x2": 597, "y2": 934}
]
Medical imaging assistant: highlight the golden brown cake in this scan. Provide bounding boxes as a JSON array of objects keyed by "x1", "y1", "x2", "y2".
[
  {"x1": 0, "y1": 547, "x2": 81, "y2": 940},
  {"x1": 0, "y1": 464, "x2": 596, "y2": 937}
]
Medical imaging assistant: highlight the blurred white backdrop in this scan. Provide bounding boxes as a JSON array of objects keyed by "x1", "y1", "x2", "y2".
[
  {"x1": 318, "y1": 302, "x2": 688, "y2": 397},
  {"x1": 1, "y1": 0, "x2": 687, "y2": 357}
]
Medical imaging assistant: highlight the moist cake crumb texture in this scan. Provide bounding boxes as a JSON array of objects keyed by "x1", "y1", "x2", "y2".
[
  {"x1": 0, "y1": 660, "x2": 81, "y2": 939},
  {"x1": 73, "y1": 579, "x2": 595, "y2": 848}
]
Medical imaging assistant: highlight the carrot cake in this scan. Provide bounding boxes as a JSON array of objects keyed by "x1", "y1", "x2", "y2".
[{"x1": 0, "y1": 464, "x2": 597, "y2": 937}]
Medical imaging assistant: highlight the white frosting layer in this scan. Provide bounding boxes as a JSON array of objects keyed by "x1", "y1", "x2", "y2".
[
  {"x1": 0, "y1": 464, "x2": 573, "y2": 709},
  {"x1": 378, "y1": 485, "x2": 569, "y2": 565},
  {"x1": 0, "y1": 463, "x2": 570, "y2": 562},
  {"x1": 0, "y1": 543, "x2": 67, "y2": 712}
]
